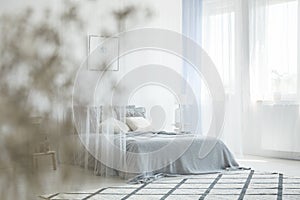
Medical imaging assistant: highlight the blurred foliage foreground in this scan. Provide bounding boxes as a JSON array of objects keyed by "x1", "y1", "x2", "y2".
[{"x1": 0, "y1": 0, "x2": 151, "y2": 199}]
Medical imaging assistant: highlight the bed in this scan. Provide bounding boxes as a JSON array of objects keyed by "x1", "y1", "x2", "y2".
[{"x1": 72, "y1": 105, "x2": 239, "y2": 182}]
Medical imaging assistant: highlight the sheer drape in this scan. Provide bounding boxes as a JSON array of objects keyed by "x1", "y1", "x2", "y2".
[
  {"x1": 71, "y1": 106, "x2": 127, "y2": 177},
  {"x1": 249, "y1": 0, "x2": 298, "y2": 101},
  {"x1": 202, "y1": 0, "x2": 244, "y2": 155},
  {"x1": 183, "y1": 0, "x2": 244, "y2": 155},
  {"x1": 245, "y1": 0, "x2": 300, "y2": 159},
  {"x1": 182, "y1": 0, "x2": 203, "y2": 133},
  {"x1": 183, "y1": 0, "x2": 300, "y2": 159}
]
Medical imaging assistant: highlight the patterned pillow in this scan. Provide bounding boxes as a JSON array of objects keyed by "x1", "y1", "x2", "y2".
[
  {"x1": 114, "y1": 105, "x2": 146, "y2": 119},
  {"x1": 133, "y1": 107, "x2": 146, "y2": 118}
]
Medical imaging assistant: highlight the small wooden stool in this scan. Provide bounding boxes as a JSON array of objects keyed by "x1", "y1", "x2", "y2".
[
  {"x1": 33, "y1": 151, "x2": 57, "y2": 170},
  {"x1": 31, "y1": 116, "x2": 57, "y2": 171}
]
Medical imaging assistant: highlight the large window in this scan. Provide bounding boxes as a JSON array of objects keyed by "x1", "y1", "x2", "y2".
[
  {"x1": 250, "y1": 0, "x2": 298, "y2": 101},
  {"x1": 201, "y1": 0, "x2": 236, "y2": 93}
]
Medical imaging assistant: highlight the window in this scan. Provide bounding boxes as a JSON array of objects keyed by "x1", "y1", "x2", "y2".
[
  {"x1": 250, "y1": 0, "x2": 298, "y2": 101},
  {"x1": 201, "y1": 0, "x2": 236, "y2": 93}
]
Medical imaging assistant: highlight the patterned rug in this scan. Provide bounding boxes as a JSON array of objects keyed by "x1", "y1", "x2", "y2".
[{"x1": 40, "y1": 170, "x2": 300, "y2": 200}]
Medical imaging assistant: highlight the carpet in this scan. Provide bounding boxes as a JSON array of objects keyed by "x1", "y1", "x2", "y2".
[{"x1": 40, "y1": 170, "x2": 300, "y2": 200}]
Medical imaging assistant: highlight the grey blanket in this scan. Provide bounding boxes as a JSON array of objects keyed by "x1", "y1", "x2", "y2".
[
  {"x1": 125, "y1": 132, "x2": 238, "y2": 173},
  {"x1": 77, "y1": 132, "x2": 239, "y2": 182},
  {"x1": 77, "y1": 132, "x2": 239, "y2": 179}
]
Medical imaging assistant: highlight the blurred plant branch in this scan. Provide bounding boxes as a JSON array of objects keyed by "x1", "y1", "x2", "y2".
[{"x1": 0, "y1": 0, "x2": 152, "y2": 199}]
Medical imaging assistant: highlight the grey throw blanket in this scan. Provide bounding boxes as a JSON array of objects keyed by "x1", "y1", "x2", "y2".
[{"x1": 77, "y1": 132, "x2": 240, "y2": 182}]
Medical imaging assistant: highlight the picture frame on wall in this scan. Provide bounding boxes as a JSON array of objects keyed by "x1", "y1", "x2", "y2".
[{"x1": 87, "y1": 35, "x2": 120, "y2": 71}]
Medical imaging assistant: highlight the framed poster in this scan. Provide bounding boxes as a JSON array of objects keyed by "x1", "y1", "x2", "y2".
[{"x1": 87, "y1": 35, "x2": 119, "y2": 71}]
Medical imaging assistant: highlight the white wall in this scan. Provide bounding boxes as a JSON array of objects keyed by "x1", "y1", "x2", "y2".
[
  {"x1": 110, "y1": 0, "x2": 182, "y2": 131},
  {"x1": 124, "y1": 0, "x2": 182, "y2": 31}
]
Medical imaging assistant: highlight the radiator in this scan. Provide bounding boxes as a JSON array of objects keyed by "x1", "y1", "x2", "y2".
[{"x1": 259, "y1": 102, "x2": 300, "y2": 153}]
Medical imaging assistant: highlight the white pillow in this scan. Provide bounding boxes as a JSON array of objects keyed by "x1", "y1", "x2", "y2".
[
  {"x1": 126, "y1": 117, "x2": 153, "y2": 131},
  {"x1": 99, "y1": 118, "x2": 130, "y2": 133}
]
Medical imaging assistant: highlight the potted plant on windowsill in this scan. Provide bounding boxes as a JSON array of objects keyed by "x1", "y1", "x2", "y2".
[{"x1": 272, "y1": 70, "x2": 284, "y2": 102}]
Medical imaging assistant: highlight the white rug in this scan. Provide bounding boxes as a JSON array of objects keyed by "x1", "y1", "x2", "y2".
[{"x1": 40, "y1": 170, "x2": 300, "y2": 200}]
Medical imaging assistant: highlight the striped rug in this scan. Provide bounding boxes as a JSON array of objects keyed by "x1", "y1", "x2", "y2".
[{"x1": 40, "y1": 170, "x2": 300, "y2": 200}]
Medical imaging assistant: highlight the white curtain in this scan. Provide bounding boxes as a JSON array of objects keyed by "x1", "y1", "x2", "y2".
[
  {"x1": 245, "y1": 0, "x2": 300, "y2": 159},
  {"x1": 182, "y1": 0, "x2": 203, "y2": 133},
  {"x1": 183, "y1": 0, "x2": 300, "y2": 159},
  {"x1": 202, "y1": 0, "x2": 244, "y2": 155},
  {"x1": 182, "y1": 0, "x2": 244, "y2": 155},
  {"x1": 249, "y1": 0, "x2": 298, "y2": 101}
]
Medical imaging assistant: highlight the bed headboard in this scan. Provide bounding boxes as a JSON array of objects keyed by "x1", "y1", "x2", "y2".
[{"x1": 72, "y1": 105, "x2": 146, "y2": 133}]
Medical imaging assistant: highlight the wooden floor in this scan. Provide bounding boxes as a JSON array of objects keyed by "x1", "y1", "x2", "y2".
[{"x1": 0, "y1": 155, "x2": 300, "y2": 200}]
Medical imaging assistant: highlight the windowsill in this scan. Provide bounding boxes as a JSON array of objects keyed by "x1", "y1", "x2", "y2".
[{"x1": 256, "y1": 100, "x2": 299, "y2": 106}]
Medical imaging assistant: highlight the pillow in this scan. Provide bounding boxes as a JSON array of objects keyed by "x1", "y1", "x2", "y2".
[
  {"x1": 99, "y1": 118, "x2": 130, "y2": 133},
  {"x1": 114, "y1": 105, "x2": 146, "y2": 119},
  {"x1": 133, "y1": 107, "x2": 146, "y2": 118},
  {"x1": 126, "y1": 117, "x2": 153, "y2": 132},
  {"x1": 125, "y1": 105, "x2": 136, "y2": 117}
]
